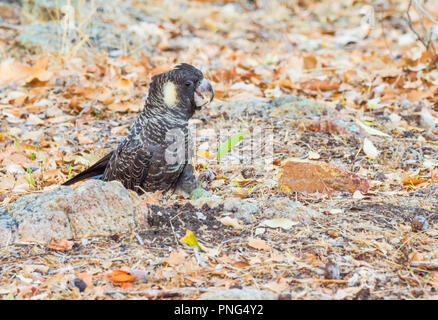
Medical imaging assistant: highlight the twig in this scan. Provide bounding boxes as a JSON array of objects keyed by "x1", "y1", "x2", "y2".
[
  {"x1": 290, "y1": 278, "x2": 348, "y2": 284},
  {"x1": 414, "y1": 0, "x2": 438, "y2": 25},
  {"x1": 193, "y1": 246, "x2": 206, "y2": 267},
  {"x1": 134, "y1": 233, "x2": 144, "y2": 246},
  {"x1": 410, "y1": 260, "x2": 438, "y2": 270},
  {"x1": 0, "y1": 23, "x2": 21, "y2": 31},
  {"x1": 406, "y1": 0, "x2": 436, "y2": 52}
]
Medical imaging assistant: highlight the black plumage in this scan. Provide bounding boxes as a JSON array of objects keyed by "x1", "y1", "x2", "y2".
[{"x1": 63, "y1": 63, "x2": 214, "y2": 194}]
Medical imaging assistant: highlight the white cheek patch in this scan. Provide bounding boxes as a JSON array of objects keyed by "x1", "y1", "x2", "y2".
[{"x1": 163, "y1": 81, "x2": 178, "y2": 107}]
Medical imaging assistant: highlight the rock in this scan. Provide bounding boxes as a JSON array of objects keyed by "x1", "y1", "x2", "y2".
[
  {"x1": 324, "y1": 261, "x2": 341, "y2": 280},
  {"x1": 278, "y1": 158, "x2": 370, "y2": 194},
  {"x1": 5, "y1": 164, "x2": 25, "y2": 175},
  {"x1": 7, "y1": 186, "x2": 74, "y2": 243},
  {"x1": 191, "y1": 196, "x2": 260, "y2": 223},
  {"x1": 263, "y1": 196, "x2": 320, "y2": 222},
  {"x1": 65, "y1": 180, "x2": 136, "y2": 238},
  {"x1": 199, "y1": 288, "x2": 279, "y2": 300},
  {"x1": 0, "y1": 180, "x2": 146, "y2": 246},
  {"x1": 223, "y1": 197, "x2": 259, "y2": 223},
  {"x1": 411, "y1": 215, "x2": 428, "y2": 232},
  {"x1": 0, "y1": 208, "x2": 16, "y2": 247},
  {"x1": 190, "y1": 195, "x2": 224, "y2": 209},
  {"x1": 190, "y1": 187, "x2": 211, "y2": 200}
]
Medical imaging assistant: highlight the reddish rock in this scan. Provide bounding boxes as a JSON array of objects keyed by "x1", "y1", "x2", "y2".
[{"x1": 278, "y1": 158, "x2": 369, "y2": 194}]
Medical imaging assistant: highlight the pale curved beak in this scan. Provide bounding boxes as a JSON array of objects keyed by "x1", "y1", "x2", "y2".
[{"x1": 194, "y1": 78, "x2": 214, "y2": 108}]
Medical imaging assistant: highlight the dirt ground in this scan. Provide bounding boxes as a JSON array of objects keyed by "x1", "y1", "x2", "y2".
[{"x1": 1, "y1": 0, "x2": 438, "y2": 299}]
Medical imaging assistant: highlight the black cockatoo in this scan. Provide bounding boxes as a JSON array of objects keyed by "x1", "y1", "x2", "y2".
[{"x1": 63, "y1": 63, "x2": 214, "y2": 195}]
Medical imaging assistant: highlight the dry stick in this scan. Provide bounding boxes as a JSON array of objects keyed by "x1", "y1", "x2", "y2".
[
  {"x1": 406, "y1": 0, "x2": 436, "y2": 53},
  {"x1": 410, "y1": 260, "x2": 438, "y2": 270},
  {"x1": 414, "y1": 0, "x2": 438, "y2": 24},
  {"x1": 290, "y1": 278, "x2": 348, "y2": 284}
]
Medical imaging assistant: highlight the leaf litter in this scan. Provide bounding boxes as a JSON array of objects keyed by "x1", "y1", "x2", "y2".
[{"x1": 1, "y1": 0, "x2": 438, "y2": 300}]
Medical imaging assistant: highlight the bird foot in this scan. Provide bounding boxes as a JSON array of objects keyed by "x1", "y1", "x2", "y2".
[{"x1": 196, "y1": 169, "x2": 216, "y2": 188}]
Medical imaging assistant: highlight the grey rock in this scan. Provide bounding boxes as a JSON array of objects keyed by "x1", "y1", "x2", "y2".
[
  {"x1": 0, "y1": 180, "x2": 146, "y2": 246},
  {"x1": 66, "y1": 180, "x2": 136, "y2": 238},
  {"x1": 223, "y1": 197, "x2": 259, "y2": 223},
  {"x1": 199, "y1": 288, "x2": 278, "y2": 300},
  {"x1": 263, "y1": 196, "x2": 320, "y2": 223},
  {"x1": 0, "y1": 208, "x2": 17, "y2": 247},
  {"x1": 8, "y1": 186, "x2": 74, "y2": 243}
]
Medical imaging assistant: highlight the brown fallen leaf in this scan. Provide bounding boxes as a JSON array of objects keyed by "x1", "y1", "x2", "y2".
[
  {"x1": 233, "y1": 260, "x2": 250, "y2": 268},
  {"x1": 106, "y1": 270, "x2": 137, "y2": 283},
  {"x1": 248, "y1": 238, "x2": 270, "y2": 251},
  {"x1": 77, "y1": 133, "x2": 94, "y2": 144},
  {"x1": 142, "y1": 190, "x2": 164, "y2": 205},
  {"x1": 46, "y1": 239, "x2": 74, "y2": 252},
  {"x1": 303, "y1": 79, "x2": 339, "y2": 91},
  {"x1": 164, "y1": 250, "x2": 187, "y2": 267},
  {"x1": 108, "y1": 101, "x2": 142, "y2": 113},
  {"x1": 402, "y1": 174, "x2": 426, "y2": 186},
  {"x1": 265, "y1": 279, "x2": 289, "y2": 293},
  {"x1": 0, "y1": 56, "x2": 53, "y2": 87}
]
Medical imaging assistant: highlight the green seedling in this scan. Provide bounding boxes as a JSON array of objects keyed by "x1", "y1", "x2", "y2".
[
  {"x1": 68, "y1": 164, "x2": 72, "y2": 179},
  {"x1": 14, "y1": 138, "x2": 20, "y2": 151},
  {"x1": 24, "y1": 167, "x2": 35, "y2": 187},
  {"x1": 29, "y1": 147, "x2": 36, "y2": 161},
  {"x1": 217, "y1": 129, "x2": 248, "y2": 163}
]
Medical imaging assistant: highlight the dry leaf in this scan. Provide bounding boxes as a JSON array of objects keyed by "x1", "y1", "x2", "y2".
[
  {"x1": 261, "y1": 218, "x2": 298, "y2": 230},
  {"x1": 46, "y1": 239, "x2": 74, "y2": 252},
  {"x1": 218, "y1": 216, "x2": 243, "y2": 229},
  {"x1": 164, "y1": 251, "x2": 187, "y2": 266},
  {"x1": 248, "y1": 238, "x2": 270, "y2": 251},
  {"x1": 106, "y1": 270, "x2": 137, "y2": 283},
  {"x1": 142, "y1": 190, "x2": 164, "y2": 205},
  {"x1": 363, "y1": 138, "x2": 379, "y2": 159}
]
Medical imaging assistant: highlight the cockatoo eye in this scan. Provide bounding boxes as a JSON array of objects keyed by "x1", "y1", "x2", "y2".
[{"x1": 185, "y1": 80, "x2": 194, "y2": 87}]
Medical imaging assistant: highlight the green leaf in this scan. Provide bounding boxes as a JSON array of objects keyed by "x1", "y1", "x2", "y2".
[
  {"x1": 217, "y1": 129, "x2": 248, "y2": 163},
  {"x1": 24, "y1": 167, "x2": 35, "y2": 186}
]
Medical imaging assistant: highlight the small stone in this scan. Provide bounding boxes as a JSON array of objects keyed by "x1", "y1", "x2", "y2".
[
  {"x1": 5, "y1": 164, "x2": 25, "y2": 175},
  {"x1": 73, "y1": 278, "x2": 87, "y2": 292},
  {"x1": 130, "y1": 269, "x2": 148, "y2": 283},
  {"x1": 411, "y1": 216, "x2": 428, "y2": 232},
  {"x1": 109, "y1": 49, "x2": 123, "y2": 58},
  {"x1": 324, "y1": 261, "x2": 340, "y2": 280},
  {"x1": 263, "y1": 196, "x2": 320, "y2": 222},
  {"x1": 223, "y1": 197, "x2": 259, "y2": 223},
  {"x1": 190, "y1": 187, "x2": 211, "y2": 200}
]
